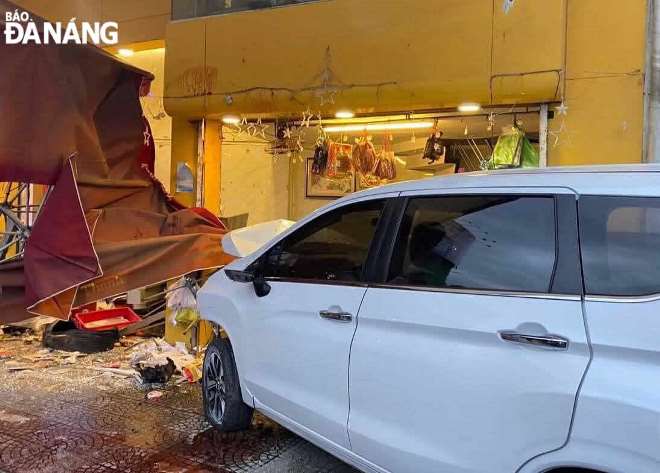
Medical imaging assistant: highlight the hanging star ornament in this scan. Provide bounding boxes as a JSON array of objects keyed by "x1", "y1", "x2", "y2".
[
  {"x1": 246, "y1": 120, "x2": 257, "y2": 137},
  {"x1": 255, "y1": 117, "x2": 269, "y2": 139},
  {"x1": 233, "y1": 117, "x2": 247, "y2": 137},
  {"x1": 143, "y1": 128, "x2": 151, "y2": 146},
  {"x1": 283, "y1": 127, "x2": 292, "y2": 139},
  {"x1": 548, "y1": 119, "x2": 576, "y2": 148},
  {"x1": 555, "y1": 102, "x2": 568, "y2": 116},
  {"x1": 301, "y1": 109, "x2": 313, "y2": 128},
  {"x1": 487, "y1": 112, "x2": 495, "y2": 132}
]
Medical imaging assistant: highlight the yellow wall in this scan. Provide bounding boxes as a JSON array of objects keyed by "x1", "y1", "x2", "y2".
[
  {"x1": 119, "y1": 48, "x2": 173, "y2": 190},
  {"x1": 549, "y1": 0, "x2": 647, "y2": 165},
  {"x1": 219, "y1": 129, "x2": 290, "y2": 224},
  {"x1": 165, "y1": 0, "x2": 565, "y2": 118},
  {"x1": 163, "y1": 0, "x2": 648, "y2": 168}
]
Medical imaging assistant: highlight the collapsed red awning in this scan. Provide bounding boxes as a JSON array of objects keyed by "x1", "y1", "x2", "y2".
[{"x1": 0, "y1": 1, "x2": 233, "y2": 321}]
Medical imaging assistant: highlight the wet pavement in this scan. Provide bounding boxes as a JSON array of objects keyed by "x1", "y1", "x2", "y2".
[{"x1": 0, "y1": 335, "x2": 358, "y2": 473}]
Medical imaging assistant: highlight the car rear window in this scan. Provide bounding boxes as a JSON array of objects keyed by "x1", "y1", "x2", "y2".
[
  {"x1": 387, "y1": 195, "x2": 557, "y2": 293},
  {"x1": 579, "y1": 196, "x2": 660, "y2": 296}
]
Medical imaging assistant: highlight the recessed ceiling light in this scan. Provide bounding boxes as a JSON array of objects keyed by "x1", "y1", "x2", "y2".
[
  {"x1": 323, "y1": 121, "x2": 434, "y2": 133},
  {"x1": 117, "y1": 48, "x2": 134, "y2": 57},
  {"x1": 458, "y1": 102, "x2": 481, "y2": 113},
  {"x1": 335, "y1": 110, "x2": 355, "y2": 119},
  {"x1": 222, "y1": 115, "x2": 241, "y2": 125}
]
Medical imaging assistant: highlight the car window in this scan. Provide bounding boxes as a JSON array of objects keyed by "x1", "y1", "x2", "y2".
[
  {"x1": 579, "y1": 196, "x2": 660, "y2": 296},
  {"x1": 388, "y1": 195, "x2": 557, "y2": 293},
  {"x1": 263, "y1": 199, "x2": 385, "y2": 282}
]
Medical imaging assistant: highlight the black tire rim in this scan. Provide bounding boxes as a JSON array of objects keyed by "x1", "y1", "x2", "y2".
[{"x1": 205, "y1": 351, "x2": 226, "y2": 423}]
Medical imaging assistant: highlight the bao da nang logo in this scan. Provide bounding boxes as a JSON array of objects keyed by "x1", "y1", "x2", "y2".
[{"x1": 4, "y1": 9, "x2": 118, "y2": 45}]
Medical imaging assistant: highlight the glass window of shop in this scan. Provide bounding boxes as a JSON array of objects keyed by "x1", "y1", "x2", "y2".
[{"x1": 172, "y1": 0, "x2": 319, "y2": 20}]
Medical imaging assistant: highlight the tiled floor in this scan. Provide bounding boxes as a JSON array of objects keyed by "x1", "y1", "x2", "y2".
[{"x1": 0, "y1": 337, "x2": 358, "y2": 473}]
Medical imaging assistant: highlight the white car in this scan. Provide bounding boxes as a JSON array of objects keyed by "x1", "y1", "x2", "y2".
[{"x1": 197, "y1": 164, "x2": 660, "y2": 473}]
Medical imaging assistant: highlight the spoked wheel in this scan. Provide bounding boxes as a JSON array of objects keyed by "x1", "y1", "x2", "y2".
[
  {"x1": 204, "y1": 350, "x2": 227, "y2": 423},
  {"x1": 202, "y1": 337, "x2": 253, "y2": 432},
  {"x1": 0, "y1": 182, "x2": 34, "y2": 263}
]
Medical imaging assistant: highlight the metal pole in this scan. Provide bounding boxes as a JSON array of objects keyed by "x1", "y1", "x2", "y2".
[
  {"x1": 196, "y1": 119, "x2": 205, "y2": 207},
  {"x1": 539, "y1": 104, "x2": 549, "y2": 167}
]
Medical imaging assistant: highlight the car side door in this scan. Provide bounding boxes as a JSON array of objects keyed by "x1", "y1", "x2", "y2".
[
  {"x1": 348, "y1": 188, "x2": 590, "y2": 473},
  {"x1": 239, "y1": 194, "x2": 395, "y2": 451}
]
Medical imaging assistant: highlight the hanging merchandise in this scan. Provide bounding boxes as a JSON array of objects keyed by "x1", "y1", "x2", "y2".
[
  {"x1": 326, "y1": 142, "x2": 354, "y2": 177},
  {"x1": 311, "y1": 140, "x2": 329, "y2": 175},
  {"x1": 352, "y1": 137, "x2": 378, "y2": 175},
  {"x1": 166, "y1": 277, "x2": 201, "y2": 334},
  {"x1": 422, "y1": 130, "x2": 446, "y2": 163},
  {"x1": 490, "y1": 126, "x2": 539, "y2": 169},
  {"x1": 374, "y1": 136, "x2": 397, "y2": 180}
]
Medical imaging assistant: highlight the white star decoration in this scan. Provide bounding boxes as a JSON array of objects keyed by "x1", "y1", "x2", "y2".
[
  {"x1": 255, "y1": 117, "x2": 269, "y2": 139},
  {"x1": 143, "y1": 128, "x2": 151, "y2": 146},
  {"x1": 301, "y1": 109, "x2": 313, "y2": 128},
  {"x1": 548, "y1": 119, "x2": 576, "y2": 148},
  {"x1": 555, "y1": 102, "x2": 568, "y2": 116}
]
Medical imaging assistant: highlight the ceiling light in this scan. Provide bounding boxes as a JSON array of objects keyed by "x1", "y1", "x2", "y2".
[
  {"x1": 323, "y1": 121, "x2": 434, "y2": 133},
  {"x1": 117, "y1": 48, "x2": 134, "y2": 57},
  {"x1": 222, "y1": 115, "x2": 240, "y2": 125},
  {"x1": 458, "y1": 102, "x2": 481, "y2": 113},
  {"x1": 335, "y1": 110, "x2": 355, "y2": 119}
]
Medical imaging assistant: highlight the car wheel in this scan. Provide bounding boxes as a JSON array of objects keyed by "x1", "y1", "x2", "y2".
[
  {"x1": 202, "y1": 336, "x2": 253, "y2": 432},
  {"x1": 43, "y1": 320, "x2": 118, "y2": 353}
]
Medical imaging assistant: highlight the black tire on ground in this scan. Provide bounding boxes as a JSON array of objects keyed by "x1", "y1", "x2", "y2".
[
  {"x1": 43, "y1": 320, "x2": 119, "y2": 353},
  {"x1": 202, "y1": 336, "x2": 253, "y2": 432}
]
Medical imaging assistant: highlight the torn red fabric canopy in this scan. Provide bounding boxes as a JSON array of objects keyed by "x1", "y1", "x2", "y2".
[{"x1": 0, "y1": 1, "x2": 233, "y2": 322}]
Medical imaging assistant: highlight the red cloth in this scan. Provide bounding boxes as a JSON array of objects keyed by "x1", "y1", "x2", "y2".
[
  {"x1": 137, "y1": 116, "x2": 156, "y2": 174},
  {"x1": 24, "y1": 158, "x2": 101, "y2": 313}
]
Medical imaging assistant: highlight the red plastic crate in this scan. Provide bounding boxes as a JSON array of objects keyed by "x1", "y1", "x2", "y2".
[{"x1": 72, "y1": 307, "x2": 140, "y2": 332}]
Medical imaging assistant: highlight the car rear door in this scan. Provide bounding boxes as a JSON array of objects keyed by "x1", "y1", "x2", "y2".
[
  {"x1": 568, "y1": 195, "x2": 660, "y2": 470},
  {"x1": 348, "y1": 188, "x2": 590, "y2": 473}
]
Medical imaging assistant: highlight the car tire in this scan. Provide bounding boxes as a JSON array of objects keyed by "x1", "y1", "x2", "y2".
[
  {"x1": 202, "y1": 336, "x2": 253, "y2": 432},
  {"x1": 43, "y1": 320, "x2": 119, "y2": 353}
]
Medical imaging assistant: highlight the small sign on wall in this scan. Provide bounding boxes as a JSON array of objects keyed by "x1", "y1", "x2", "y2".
[{"x1": 175, "y1": 162, "x2": 194, "y2": 193}]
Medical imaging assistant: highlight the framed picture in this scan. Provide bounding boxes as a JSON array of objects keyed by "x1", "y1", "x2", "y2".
[{"x1": 305, "y1": 158, "x2": 355, "y2": 198}]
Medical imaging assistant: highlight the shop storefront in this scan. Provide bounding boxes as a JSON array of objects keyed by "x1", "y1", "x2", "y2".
[
  {"x1": 162, "y1": 0, "x2": 647, "y2": 228},
  {"x1": 189, "y1": 105, "x2": 546, "y2": 227}
]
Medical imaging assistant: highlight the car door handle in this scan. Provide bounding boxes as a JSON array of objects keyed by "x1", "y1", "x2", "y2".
[
  {"x1": 319, "y1": 310, "x2": 353, "y2": 322},
  {"x1": 498, "y1": 331, "x2": 569, "y2": 350}
]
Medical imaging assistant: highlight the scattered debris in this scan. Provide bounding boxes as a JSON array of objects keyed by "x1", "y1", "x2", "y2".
[
  {"x1": 43, "y1": 320, "x2": 118, "y2": 353},
  {"x1": 136, "y1": 358, "x2": 175, "y2": 384},
  {"x1": 1, "y1": 326, "x2": 29, "y2": 336},
  {"x1": 92, "y1": 367, "x2": 140, "y2": 379},
  {"x1": 0, "y1": 410, "x2": 30, "y2": 424},
  {"x1": 183, "y1": 358, "x2": 203, "y2": 383},
  {"x1": 5, "y1": 361, "x2": 32, "y2": 371},
  {"x1": 146, "y1": 390, "x2": 163, "y2": 400}
]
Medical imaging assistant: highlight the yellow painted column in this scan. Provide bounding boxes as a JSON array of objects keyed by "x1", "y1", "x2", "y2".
[
  {"x1": 170, "y1": 117, "x2": 198, "y2": 208},
  {"x1": 202, "y1": 119, "x2": 221, "y2": 216},
  {"x1": 169, "y1": 117, "x2": 221, "y2": 214}
]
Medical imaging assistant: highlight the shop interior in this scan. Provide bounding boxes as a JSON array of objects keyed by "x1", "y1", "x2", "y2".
[{"x1": 214, "y1": 107, "x2": 543, "y2": 228}]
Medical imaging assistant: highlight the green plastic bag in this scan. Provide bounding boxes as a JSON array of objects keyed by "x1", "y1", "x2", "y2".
[
  {"x1": 490, "y1": 127, "x2": 538, "y2": 169},
  {"x1": 174, "y1": 307, "x2": 201, "y2": 333}
]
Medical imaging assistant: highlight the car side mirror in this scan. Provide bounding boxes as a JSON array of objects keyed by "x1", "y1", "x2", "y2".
[
  {"x1": 253, "y1": 276, "x2": 271, "y2": 298},
  {"x1": 224, "y1": 269, "x2": 271, "y2": 297},
  {"x1": 225, "y1": 269, "x2": 255, "y2": 283}
]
